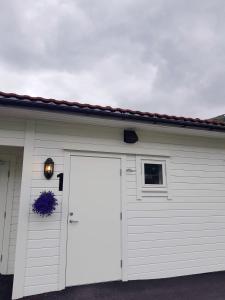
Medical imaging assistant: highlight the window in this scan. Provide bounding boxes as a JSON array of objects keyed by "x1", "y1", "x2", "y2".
[
  {"x1": 141, "y1": 160, "x2": 166, "y2": 188},
  {"x1": 144, "y1": 163, "x2": 163, "y2": 184}
]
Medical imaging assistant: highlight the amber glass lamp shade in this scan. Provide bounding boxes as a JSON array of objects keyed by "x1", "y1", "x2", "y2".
[{"x1": 44, "y1": 158, "x2": 54, "y2": 179}]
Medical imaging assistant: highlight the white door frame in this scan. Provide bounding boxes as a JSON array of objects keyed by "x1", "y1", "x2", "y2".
[
  {"x1": 0, "y1": 154, "x2": 16, "y2": 274},
  {"x1": 59, "y1": 150, "x2": 127, "y2": 290}
]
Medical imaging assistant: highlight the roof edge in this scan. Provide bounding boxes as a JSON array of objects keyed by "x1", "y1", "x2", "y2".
[{"x1": 0, "y1": 91, "x2": 225, "y2": 133}]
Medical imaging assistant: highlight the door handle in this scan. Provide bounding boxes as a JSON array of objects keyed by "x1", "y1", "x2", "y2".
[{"x1": 69, "y1": 219, "x2": 79, "y2": 224}]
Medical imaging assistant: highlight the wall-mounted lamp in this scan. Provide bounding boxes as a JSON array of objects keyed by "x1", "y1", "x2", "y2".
[
  {"x1": 124, "y1": 130, "x2": 138, "y2": 144},
  {"x1": 44, "y1": 158, "x2": 54, "y2": 179}
]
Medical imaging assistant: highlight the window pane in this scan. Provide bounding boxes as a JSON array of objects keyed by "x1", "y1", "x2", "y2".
[{"x1": 144, "y1": 163, "x2": 163, "y2": 185}]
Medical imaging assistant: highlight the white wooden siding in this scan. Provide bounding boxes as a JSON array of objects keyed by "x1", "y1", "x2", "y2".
[
  {"x1": 126, "y1": 145, "x2": 225, "y2": 280},
  {"x1": 22, "y1": 119, "x2": 225, "y2": 297},
  {"x1": 0, "y1": 117, "x2": 25, "y2": 273},
  {"x1": 24, "y1": 123, "x2": 64, "y2": 296},
  {"x1": 0, "y1": 119, "x2": 25, "y2": 146},
  {"x1": 0, "y1": 146, "x2": 23, "y2": 274}
]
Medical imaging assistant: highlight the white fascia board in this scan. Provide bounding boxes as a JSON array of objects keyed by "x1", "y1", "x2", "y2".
[{"x1": 1, "y1": 106, "x2": 225, "y2": 140}]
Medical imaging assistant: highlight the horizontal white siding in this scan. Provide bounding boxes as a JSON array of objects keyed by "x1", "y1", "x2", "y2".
[
  {"x1": 24, "y1": 122, "x2": 64, "y2": 296},
  {"x1": 23, "y1": 119, "x2": 225, "y2": 297},
  {"x1": 0, "y1": 119, "x2": 25, "y2": 146},
  {"x1": 24, "y1": 121, "x2": 130, "y2": 296},
  {"x1": 127, "y1": 144, "x2": 225, "y2": 280}
]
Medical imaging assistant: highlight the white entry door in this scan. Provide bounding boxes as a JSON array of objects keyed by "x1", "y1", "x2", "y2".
[
  {"x1": 0, "y1": 161, "x2": 9, "y2": 273},
  {"x1": 66, "y1": 155, "x2": 122, "y2": 286}
]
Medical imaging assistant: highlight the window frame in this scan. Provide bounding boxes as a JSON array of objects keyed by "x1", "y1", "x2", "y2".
[{"x1": 141, "y1": 159, "x2": 167, "y2": 189}]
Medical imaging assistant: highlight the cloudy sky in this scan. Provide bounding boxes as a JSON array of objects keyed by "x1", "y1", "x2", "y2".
[{"x1": 1, "y1": 1, "x2": 225, "y2": 118}]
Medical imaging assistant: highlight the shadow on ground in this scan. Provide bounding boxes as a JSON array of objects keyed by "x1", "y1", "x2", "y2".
[{"x1": 2, "y1": 272, "x2": 225, "y2": 300}]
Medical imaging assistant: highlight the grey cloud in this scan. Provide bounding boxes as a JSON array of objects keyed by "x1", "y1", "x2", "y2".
[{"x1": 1, "y1": 0, "x2": 225, "y2": 118}]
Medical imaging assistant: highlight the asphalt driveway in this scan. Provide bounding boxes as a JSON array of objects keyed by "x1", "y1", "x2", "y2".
[{"x1": 2, "y1": 272, "x2": 225, "y2": 300}]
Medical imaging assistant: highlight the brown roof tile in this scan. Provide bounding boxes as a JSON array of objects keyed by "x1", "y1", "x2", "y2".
[{"x1": 0, "y1": 91, "x2": 225, "y2": 131}]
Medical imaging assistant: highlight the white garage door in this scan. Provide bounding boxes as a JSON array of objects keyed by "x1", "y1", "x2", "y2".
[{"x1": 66, "y1": 155, "x2": 122, "y2": 286}]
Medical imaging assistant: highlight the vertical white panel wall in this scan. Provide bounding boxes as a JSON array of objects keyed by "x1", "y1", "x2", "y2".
[
  {"x1": 8, "y1": 152, "x2": 23, "y2": 274},
  {"x1": 22, "y1": 119, "x2": 225, "y2": 297},
  {"x1": 0, "y1": 118, "x2": 25, "y2": 276},
  {"x1": 0, "y1": 146, "x2": 23, "y2": 275}
]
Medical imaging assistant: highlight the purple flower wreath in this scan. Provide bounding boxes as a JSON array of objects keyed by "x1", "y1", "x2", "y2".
[{"x1": 33, "y1": 191, "x2": 58, "y2": 217}]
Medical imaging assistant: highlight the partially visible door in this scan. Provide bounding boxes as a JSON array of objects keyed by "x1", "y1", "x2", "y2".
[
  {"x1": 0, "y1": 161, "x2": 9, "y2": 273},
  {"x1": 66, "y1": 155, "x2": 121, "y2": 286}
]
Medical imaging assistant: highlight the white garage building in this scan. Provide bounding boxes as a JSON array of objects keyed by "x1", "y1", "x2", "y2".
[{"x1": 0, "y1": 91, "x2": 225, "y2": 299}]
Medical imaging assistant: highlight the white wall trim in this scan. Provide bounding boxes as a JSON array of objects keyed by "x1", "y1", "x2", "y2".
[
  {"x1": 12, "y1": 121, "x2": 35, "y2": 300},
  {"x1": 0, "y1": 138, "x2": 24, "y2": 147},
  {"x1": 3, "y1": 106, "x2": 225, "y2": 140},
  {"x1": 121, "y1": 155, "x2": 128, "y2": 281},
  {"x1": 58, "y1": 151, "x2": 71, "y2": 290},
  {"x1": 64, "y1": 144, "x2": 170, "y2": 157},
  {"x1": 166, "y1": 158, "x2": 173, "y2": 200},
  {"x1": 136, "y1": 155, "x2": 171, "y2": 200},
  {"x1": 0, "y1": 154, "x2": 16, "y2": 274},
  {"x1": 136, "y1": 155, "x2": 142, "y2": 201}
]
